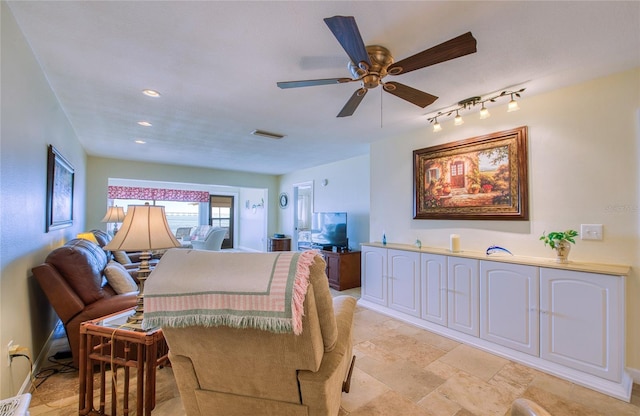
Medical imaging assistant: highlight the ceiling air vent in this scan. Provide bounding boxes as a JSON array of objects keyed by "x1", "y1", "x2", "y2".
[{"x1": 251, "y1": 129, "x2": 285, "y2": 140}]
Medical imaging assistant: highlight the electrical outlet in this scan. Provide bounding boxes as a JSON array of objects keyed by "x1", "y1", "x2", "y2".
[
  {"x1": 581, "y1": 224, "x2": 603, "y2": 241},
  {"x1": 6, "y1": 340, "x2": 13, "y2": 366}
]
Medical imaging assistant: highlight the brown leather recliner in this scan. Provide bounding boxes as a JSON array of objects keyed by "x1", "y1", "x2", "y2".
[{"x1": 32, "y1": 238, "x2": 137, "y2": 367}]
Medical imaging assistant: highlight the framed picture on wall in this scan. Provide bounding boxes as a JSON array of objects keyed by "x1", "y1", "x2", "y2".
[
  {"x1": 413, "y1": 126, "x2": 529, "y2": 220},
  {"x1": 46, "y1": 145, "x2": 75, "y2": 231}
]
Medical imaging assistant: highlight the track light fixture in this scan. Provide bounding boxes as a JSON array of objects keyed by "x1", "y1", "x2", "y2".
[
  {"x1": 454, "y1": 110, "x2": 464, "y2": 126},
  {"x1": 432, "y1": 118, "x2": 442, "y2": 132},
  {"x1": 428, "y1": 88, "x2": 525, "y2": 132}
]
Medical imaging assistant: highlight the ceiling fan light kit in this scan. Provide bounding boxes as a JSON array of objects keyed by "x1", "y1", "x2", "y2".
[
  {"x1": 427, "y1": 88, "x2": 525, "y2": 132},
  {"x1": 277, "y1": 15, "x2": 477, "y2": 118}
]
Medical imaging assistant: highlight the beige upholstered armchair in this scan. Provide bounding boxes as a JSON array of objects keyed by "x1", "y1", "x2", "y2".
[{"x1": 145, "y1": 249, "x2": 357, "y2": 416}]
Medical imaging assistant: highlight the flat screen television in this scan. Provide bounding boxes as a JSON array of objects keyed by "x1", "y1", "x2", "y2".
[{"x1": 311, "y1": 212, "x2": 348, "y2": 249}]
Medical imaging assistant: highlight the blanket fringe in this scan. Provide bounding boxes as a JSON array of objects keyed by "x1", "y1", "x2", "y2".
[
  {"x1": 143, "y1": 314, "x2": 295, "y2": 333},
  {"x1": 291, "y1": 250, "x2": 317, "y2": 334}
]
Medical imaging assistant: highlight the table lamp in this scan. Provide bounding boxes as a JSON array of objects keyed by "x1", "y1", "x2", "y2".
[
  {"x1": 101, "y1": 206, "x2": 126, "y2": 235},
  {"x1": 104, "y1": 204, "x2": 181, "y2": 326}
]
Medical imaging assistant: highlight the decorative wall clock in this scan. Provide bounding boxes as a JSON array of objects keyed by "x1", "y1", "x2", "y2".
[{"x1": 279, "y1": 192, "x2": 289, "y2": 209}]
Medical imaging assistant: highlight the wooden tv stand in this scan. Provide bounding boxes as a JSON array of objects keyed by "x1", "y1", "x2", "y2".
[{"x1": 320, "y1": 250, "x2": 361, "y2": 291}]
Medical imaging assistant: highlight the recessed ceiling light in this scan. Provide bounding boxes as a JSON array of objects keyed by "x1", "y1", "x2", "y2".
[
  {"x1": 134, "y1": 139, "x2": 147, "y2": 144},
  {"x1": 142, "y1": 89, "x2": 161, "y2": 97},
  {"x1": 137, "y1": 121, "x2": 152, "y2": 127}
]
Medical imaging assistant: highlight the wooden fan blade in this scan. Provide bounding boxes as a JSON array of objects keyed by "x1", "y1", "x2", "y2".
[
  {"x1": 337, "y1": 88, "x2": 368, "y2": 117},
  {"x1": 324, "y1": 16, "x2": 371, "y2": 70},
  {"x1": 277, "y1": 78, "x2": 354, "y2": 89},
  {"x1": 387, "y1": 32, "x2": 477, "y2": 75},
  {"x1": 383, "y1": 82, "x2": 438, "y2": 108}
]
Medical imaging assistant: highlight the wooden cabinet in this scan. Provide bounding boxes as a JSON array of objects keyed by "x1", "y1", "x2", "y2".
[
  {"x1": 540, "y1": 268, "x2": 624, "y2": 382},
  {"x1": 447, "y1": 257, "x2": 479, "y2": 337},
  {"x1": 359, "y1": 243, "x2": 630, "y2": 401},
  {"x1": 480, "y1": 261, "x2": 539, "y2": 356},
  {"x1": 268, "y1": 237, "x2": 291, "y2": 252},
  {"x1": 321, "y1": 250, "x2": 361, "y2": 291},
  {"x1": 421, "y1": 253, "x2": 447, "y2": 326},
  {"x1": 388, "y1": 249, "x2": 421, "y2": 317}
]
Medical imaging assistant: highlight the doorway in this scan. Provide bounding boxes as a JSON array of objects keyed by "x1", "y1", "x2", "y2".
[
  {"x1": 210, "y1": 195, "x2": 234, "y2": 249},
  {"x1": 292, "y1": 182, "x2": 313, "y2": 251}
]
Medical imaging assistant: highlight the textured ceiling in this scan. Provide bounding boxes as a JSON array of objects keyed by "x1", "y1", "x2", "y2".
[{"x1": 7, "y1": 1, "x2": 640, "y2": 175}]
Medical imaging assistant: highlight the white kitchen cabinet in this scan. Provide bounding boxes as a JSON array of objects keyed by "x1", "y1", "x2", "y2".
[
  {"x1": 388, "y1": 249, "x2": 421, "y2": 317},
  {"x1": 421, "y1": 253, "x2": 447, "y2": 326},
  {"x1": 447, "y1": 257, "x2": 479, "y2": 337},
  {"x1": 540, "y1": 268, "x2": 624, "y2": 382},
  {"x1": 480, "y1": 261, "x2": 539, "y2": 355},
  {"x1": 358, "y1": 243, "x2": 630, "y2": 401},
  {"x1": 361, "y1": 245, "x2": 387, "y2": 306}
]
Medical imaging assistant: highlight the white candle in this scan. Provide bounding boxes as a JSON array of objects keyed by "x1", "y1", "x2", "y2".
[{"x1": 450, "y1": 234, "x2": 461, "y2": 252}]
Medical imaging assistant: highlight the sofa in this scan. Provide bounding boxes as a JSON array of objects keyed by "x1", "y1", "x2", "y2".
[
  {"x1": 147, "y1": 249, "x2": 357, "y2": 416},
  {"x1": 32, "y1": 238, "x2": 138, "y2": 367}
]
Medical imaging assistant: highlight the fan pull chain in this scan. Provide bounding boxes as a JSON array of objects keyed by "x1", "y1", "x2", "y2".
[{"x1": 380, "y1": 87, "x2": 383, "y2": 128}]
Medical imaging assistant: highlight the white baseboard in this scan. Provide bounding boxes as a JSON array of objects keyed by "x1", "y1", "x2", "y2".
[
  {"x1": 626, "y1": 367, "x2": 640, "y2": 385},
  {"x1": 17, "y1": 325, "x2": 68, "y2": 395}
]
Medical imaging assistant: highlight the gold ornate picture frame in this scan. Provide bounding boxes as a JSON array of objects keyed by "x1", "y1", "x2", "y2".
[{"x1": 413, "y1": 126, "x2": 528, "y2": 220}]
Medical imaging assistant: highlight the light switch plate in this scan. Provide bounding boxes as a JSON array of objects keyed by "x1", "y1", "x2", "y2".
[{"x1": 581, "y1": 224, "x2": 603, "y2": 240}]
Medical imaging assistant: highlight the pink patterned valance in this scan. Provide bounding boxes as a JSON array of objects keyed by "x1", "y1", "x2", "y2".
[{"x1": 108, "y1": 186, "x2": 209, "y2": 203}]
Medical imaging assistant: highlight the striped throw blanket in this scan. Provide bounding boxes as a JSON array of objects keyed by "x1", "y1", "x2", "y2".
[{"x1": 142, "y1": 249, "x2": 318, "y2": 335}]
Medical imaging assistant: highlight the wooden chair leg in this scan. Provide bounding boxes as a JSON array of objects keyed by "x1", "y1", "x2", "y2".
[{"x1": 342, "y1": 355, "x2": 356, "y2": 393}]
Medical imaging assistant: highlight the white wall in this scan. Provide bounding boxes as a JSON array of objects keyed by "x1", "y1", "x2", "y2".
[
  {"x1": 370, "y1": 68, "x2": 640, "y2": 370},
  {"x1": 279, "y1": 155, "x2": 370, "y2": 251},
  {"x1": 238, "y1": 187, "x2": 268, "y2": 251},
  {"x1": 0, "y1": 2, "x2": 87, "y2": 397}
]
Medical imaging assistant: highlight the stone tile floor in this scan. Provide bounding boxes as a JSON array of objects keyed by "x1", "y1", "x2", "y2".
[{"x1": 28, "y1": 289, "x2": 640, "y2": 415}]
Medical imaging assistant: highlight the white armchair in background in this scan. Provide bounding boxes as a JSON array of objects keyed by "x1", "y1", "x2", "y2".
[{"x1": 191, "y1": 228, "x2": 226, "y2": 251}]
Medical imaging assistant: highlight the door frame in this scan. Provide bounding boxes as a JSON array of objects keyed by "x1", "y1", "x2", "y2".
[{"x1": 292, "y1": 181, "x2": 313, "y2": 251}]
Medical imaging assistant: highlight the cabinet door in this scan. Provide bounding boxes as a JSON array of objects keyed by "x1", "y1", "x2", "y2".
[
  {"x1": 388, "y1": 249, "x2": 421, "y2": 317},
  {"x1": 480, "y1": 261, "x2": 539, "y2": 355},
  {"x1": 540, "y1": 268, "x2": 624, "y2": 382},
  {"x1": 421, "y1": 253, "x2": 447, "y2": 326},
  {"x1": 447, "y1": 257, "x2": 479, "y2": 337},
  {"x1": 324, "y1": 252, "x2": 340, "y2": 289},
  {"x1": 361, "y1": 246, "x2": 387, "y2": 306}
]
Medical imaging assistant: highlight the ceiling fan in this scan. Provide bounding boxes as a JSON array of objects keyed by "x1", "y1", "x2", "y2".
[{"x1": 277, "y1": 16, "x2": 477, "y2": 117}]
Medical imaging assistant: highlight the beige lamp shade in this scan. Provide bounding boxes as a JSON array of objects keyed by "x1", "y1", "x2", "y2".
[
  {"x1": 104, "y1": 205, "x2": 181, "y2": 251},
  {"x1": 76, "y1": 232, "x2": 99, "y2": 244},
  {"x1": 101, "y1": 206, "x2": 126, "y2": 223}
]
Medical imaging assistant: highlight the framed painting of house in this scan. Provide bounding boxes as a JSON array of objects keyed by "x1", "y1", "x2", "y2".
[
  {"x1": 413, "y1": 126, "x2": 528, "y2": 220},
  {"x1": 46, "y1": 145, "x2": 75, "y2": 231}
]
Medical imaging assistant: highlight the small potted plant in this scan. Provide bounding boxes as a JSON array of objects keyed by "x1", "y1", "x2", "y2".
[{"x1": 540, "y1": 229, "x2": 578, "y2": 263}]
